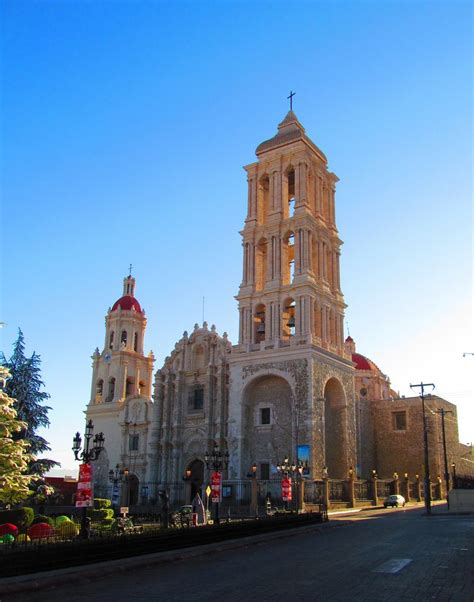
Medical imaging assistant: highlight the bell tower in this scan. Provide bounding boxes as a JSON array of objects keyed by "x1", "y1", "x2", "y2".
[
  {"x1": 229, "y1": 109, "x2": 356, "y2": 481},
  {"x1": 86, "y1": 274, "x2": 155, "y2": 496},
  {"x1": 236, "y1": 110, "x2": 346, "y2": 354}
]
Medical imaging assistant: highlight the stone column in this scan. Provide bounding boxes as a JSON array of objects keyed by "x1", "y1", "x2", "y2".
[
  {"x1": 250, "y1": 476, "x2": 258, "y2": 516},
  {"x1": 323, "y1": 477, "x2": 330, "y2": 512},
  {"x1": 372, "y1": 475, "x2": 379, "y2": 506},
  {"x1": 403, "y1": 474, "x2": 410, "y2": 502},
  {"x1": 348, "y1": 470, "x2": 356, "y2": 508},
  {"x1": 298, "y1": 479, "x2": 305, "y2": 512},
  {"x1": 415, "y1": 475, "x2": 422, "y2": 501}
]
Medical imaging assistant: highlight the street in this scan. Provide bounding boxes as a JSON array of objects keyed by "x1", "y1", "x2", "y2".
[{"x1": 5, "y1": 505, "x2": 474, "y2": 601}]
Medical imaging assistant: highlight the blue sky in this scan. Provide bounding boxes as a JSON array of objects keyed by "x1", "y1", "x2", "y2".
[{"x1": 1, "y1": 0, "x2": 472, "y2": 473}]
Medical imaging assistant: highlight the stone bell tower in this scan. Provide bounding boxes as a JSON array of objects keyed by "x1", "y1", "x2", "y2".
[
  {"x1": 229, "y1": 109, "x2": 356, "y2": 480},
  {"x1": 86, "y1": 274, "x2": 155, "y2": 498}
]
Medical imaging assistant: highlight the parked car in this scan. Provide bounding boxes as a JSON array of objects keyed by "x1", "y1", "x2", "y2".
[{"x1": 384, "y1": 494, "x2": 406, "y2": 508}]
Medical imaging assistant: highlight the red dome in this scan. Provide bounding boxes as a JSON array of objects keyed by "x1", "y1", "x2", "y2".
[
  {"x1": 352, "y1": 353, "x2": 373, "y2": 371},
  {"x1": 111, "y1": 295, "x2": 142, "y2": 313}
]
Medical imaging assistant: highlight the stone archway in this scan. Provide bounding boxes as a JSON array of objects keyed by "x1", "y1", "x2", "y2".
[
  {"x1": 185, "y1": 459, "x2": 205, "y2": 503},
  {"x1": 128, "y1": 474, "x2": 140, "y2": 506},
  {"x1": 243, "y1": 374, "x2": 293, "y2": 474},
  {"x1": 324, "y1": 377, "x2": 348, "y2": 479}
]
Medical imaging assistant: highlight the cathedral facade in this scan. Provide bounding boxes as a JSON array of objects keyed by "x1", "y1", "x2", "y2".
[{"x1": 86, "y1": 111, "x2": 470, "y2": 506}]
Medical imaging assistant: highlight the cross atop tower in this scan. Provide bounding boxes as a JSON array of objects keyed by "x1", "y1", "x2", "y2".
[
  {"x1": 287, "y1": 90, "x2": 296, "y2": 111},
  {"x1": 129, "y1": 263, "x2": 133, "y2": 276}
]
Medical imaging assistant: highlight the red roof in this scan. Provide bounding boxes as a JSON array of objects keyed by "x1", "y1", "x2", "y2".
[
  {"x1": 111, "y1": 295, "x2": 142, "y2": 313},
  {"x1": 352, "y1": 353, "x2": 373, "y2": 371}
]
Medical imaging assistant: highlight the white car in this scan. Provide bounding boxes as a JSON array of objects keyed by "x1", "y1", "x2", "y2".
[{"x1": 384, "y1": 494, "x2": 406, "y2": 508}]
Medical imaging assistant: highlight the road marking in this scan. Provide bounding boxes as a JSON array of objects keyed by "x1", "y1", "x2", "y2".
[{"x1": 373, "y1": 558, "x2": 412, "y2": 573}]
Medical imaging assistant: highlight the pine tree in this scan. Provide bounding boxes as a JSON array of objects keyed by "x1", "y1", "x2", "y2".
[
  {"x1": 0, "y1": 329, "x2": 59, "y2": 476},
  {"x1": 0, "y1": 366, "x2": 33, "y2": 505}
]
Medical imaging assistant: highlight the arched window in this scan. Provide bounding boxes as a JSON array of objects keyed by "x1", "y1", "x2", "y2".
[
  {"x1": 109, "y1": 331, "x2": 114, "y2": 349},
  {"x1": 107, "y1": 378, "x2": 115, "y2": 402},
  {"x1": 287, "y1": 168, "x2": 295, "y2": 217},
  {"x1": 254, "y1": 303, "x2": 266, "y2": 343},
  {"x1": 121, "y1": 330, "x2": 127, "y2": 348},
  {"x1": 96, "y1": 379, "x2": 103, "y2": 400},
  {"x1": 126, "y1": 377, "x2": 134, "y2": 397},
  {"x1": 133, "y1": 332, "x2": 138, "y2": 352}
]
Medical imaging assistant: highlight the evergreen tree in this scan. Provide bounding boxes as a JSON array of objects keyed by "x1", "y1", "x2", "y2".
[
  {"x1": 0, "y1": 366, "x2": 33, "y2": 505},
  {"x1": 0, "y1": 329, "x2": 59, "y2": 476}
]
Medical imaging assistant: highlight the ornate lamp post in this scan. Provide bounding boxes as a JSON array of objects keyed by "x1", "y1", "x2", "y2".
[
  {"x1": 108, "y1": 464, "x2": 127, "y2": 508},
  {"x1": 72, "y1": 419, "x2": 105, "y2": 538},
  {"x1": 248, "y1": 463, "x2": 258, "y2": 518},
  {"x1": 204, "y1": 443, "x2": 229, "y2": 525},
  {"x1": 276, "y1": 457, "x2": 304, "y2": 512}
]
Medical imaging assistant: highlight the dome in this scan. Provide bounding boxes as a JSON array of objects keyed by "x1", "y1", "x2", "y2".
[
  {"x1": 111, "y1": 295, "x2": 142, "y2": 313},
  {"x1": 352, "y1": 352, "x2": 381, "y2": 372},
  {"x1": 255, "y1": 110, "x2": 327, "y2": 163}
]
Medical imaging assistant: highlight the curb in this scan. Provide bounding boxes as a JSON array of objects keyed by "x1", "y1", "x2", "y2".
[{"x1": 0, "y1": 520, "x2": 351, "y2": 596}]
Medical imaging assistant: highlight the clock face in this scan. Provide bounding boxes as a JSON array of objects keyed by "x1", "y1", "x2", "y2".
[{"x1": 104, "y1": 352, "x2": 112, "y2": 364}]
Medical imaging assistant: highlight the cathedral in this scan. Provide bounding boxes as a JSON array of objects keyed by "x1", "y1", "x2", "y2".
[{"x1": 86, "y1": 110, "x2": 468, "y2": 506}]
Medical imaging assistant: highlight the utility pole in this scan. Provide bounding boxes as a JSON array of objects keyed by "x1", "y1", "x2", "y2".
[
  {"x1": 435, "y1": 408, "x2": 452, "y2": 505},
  {"x1": 410, "y1": 382, "x2": 435, "y2": 515}
]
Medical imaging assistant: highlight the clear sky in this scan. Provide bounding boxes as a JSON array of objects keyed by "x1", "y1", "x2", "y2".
[{"x1": 1, "y1": 0, "x2": 472, "y2": 475}]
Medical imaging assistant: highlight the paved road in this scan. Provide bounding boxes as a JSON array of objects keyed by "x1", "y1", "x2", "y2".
[{"x1": 5, "y1": 505, "x2": 474, "y2": 601}]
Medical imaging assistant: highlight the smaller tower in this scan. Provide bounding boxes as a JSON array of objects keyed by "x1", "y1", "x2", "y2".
[{"x1": 86, "y1": 274, "x2": 155, "y2": 501}]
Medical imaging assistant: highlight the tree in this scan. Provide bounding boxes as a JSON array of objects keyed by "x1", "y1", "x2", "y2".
[
  {"x1": 0, "y1": 329, "x2": 59, "y2": 477},
  {"x1": 0, "y1": 366, "x2": 33, "y2": 505}
]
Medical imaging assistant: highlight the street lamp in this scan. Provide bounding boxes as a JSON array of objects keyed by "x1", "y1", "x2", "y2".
[
  {"x1": 276, "y1": 457, "x2": 304, "y2": 511},
  {"x1": 452, "y1": 462, "x2": 457, "y2": 488},
  {"x1": 108, "y1": 464, "x2": 127, "y2": 508},
  {"x1": 248, "y1": 463, "x2": 258, "y2": 518},
  {"x1": 204, "y1": 443, "x2": 229, "y2": 525},
  {"x1": 72, "y1": 419, "x2": 105, "y2": 538}
]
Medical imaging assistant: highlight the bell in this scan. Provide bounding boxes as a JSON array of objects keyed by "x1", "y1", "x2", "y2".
[
  {"x1": 257, "y1": 321, "x2": 265, "y2": 334},
  {"x1": 287, "y1": 315, "x2": 295, "y2": 328}
]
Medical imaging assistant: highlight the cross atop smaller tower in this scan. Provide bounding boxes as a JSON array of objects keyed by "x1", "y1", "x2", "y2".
[
  {"x1": 129, "y1": 263, "x2": 133, "y2": 276},
  {"x1": 287, "y1": 90, "x2": 296, "y2": 111}
]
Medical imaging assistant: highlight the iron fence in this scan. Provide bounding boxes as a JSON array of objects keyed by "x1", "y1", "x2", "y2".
[
  {"x1": 354, "y1": 480, "x2": 370, "y2": 500},
  {"x1": 329, "y1": 480, "x2": 345, "y2": 501},
  {"x1": 303, "y1": 481, "x2": 324, "y2": 504}
]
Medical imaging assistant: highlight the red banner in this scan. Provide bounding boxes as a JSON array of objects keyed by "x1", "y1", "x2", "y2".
[
  {"x1": 211, "y1": 471, "x2": 222, "y2": 503},
  {"x1": 76, "y1": 463, "x2": 93, "y2": 507},
  {"x1": 281, "y1": 477, "x2": 292, "y2": 502}
]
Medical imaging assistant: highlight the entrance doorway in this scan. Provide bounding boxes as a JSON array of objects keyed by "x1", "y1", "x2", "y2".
[
  {"x1": 186, "y1": 459, "x2": 204, "y2": 503},
  {"x1": 128, "y1": 474, "x2": 139, "y2": 506}
]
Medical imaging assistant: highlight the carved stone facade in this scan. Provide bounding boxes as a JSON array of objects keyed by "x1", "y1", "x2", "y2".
[{"x1": 85, "y1": 111, "x2": 471, "y2": 505}]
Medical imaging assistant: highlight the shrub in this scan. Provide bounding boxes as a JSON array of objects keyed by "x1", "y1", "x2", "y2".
[
  {"x1": 93, "y1": 498, "x2": 111, "y2": 509},
  {"x1": 57, "y1": 522, "x2": 78, "y2": 537},
  {"x1": 31, "y1": 514, "x2": 54, "y2": 526},
  {"x1": 0, "y1": 523, "x2": 18, "y2": 537},
  {"x1": 28, "y1": 522, "x2": 54, "y2": 539},
  {"x1": 90, "y1": 508, "x2": 114, "y2": 523},
  {"x1": 0, "y1": 508, "x2": 34, "y2": 531}
]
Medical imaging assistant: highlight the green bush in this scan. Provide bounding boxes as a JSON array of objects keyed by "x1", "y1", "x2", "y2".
[
  {"x1": 93, "y1": 498, "x2": 111, "y2": 510},
  {"x1": 90, "y1": 508, "x2": 114, "y2": 522},
  {"x1": 31, "y1": 514, "x2": 54, "y2": 527},
  {"x1": 0, "y1": 508, "x2": 34, "y2": 531}
]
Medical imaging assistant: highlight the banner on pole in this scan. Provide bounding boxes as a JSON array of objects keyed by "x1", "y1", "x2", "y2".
[
  {"x1": 76, "y1": 463, "x2": 94, "y2": 507},
  {"x1": 281, "y1": 477, "x2": 292, "y2": 502},
  {"x1": 211, "y1": 471, "x2": 222, "y2": 503}
]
